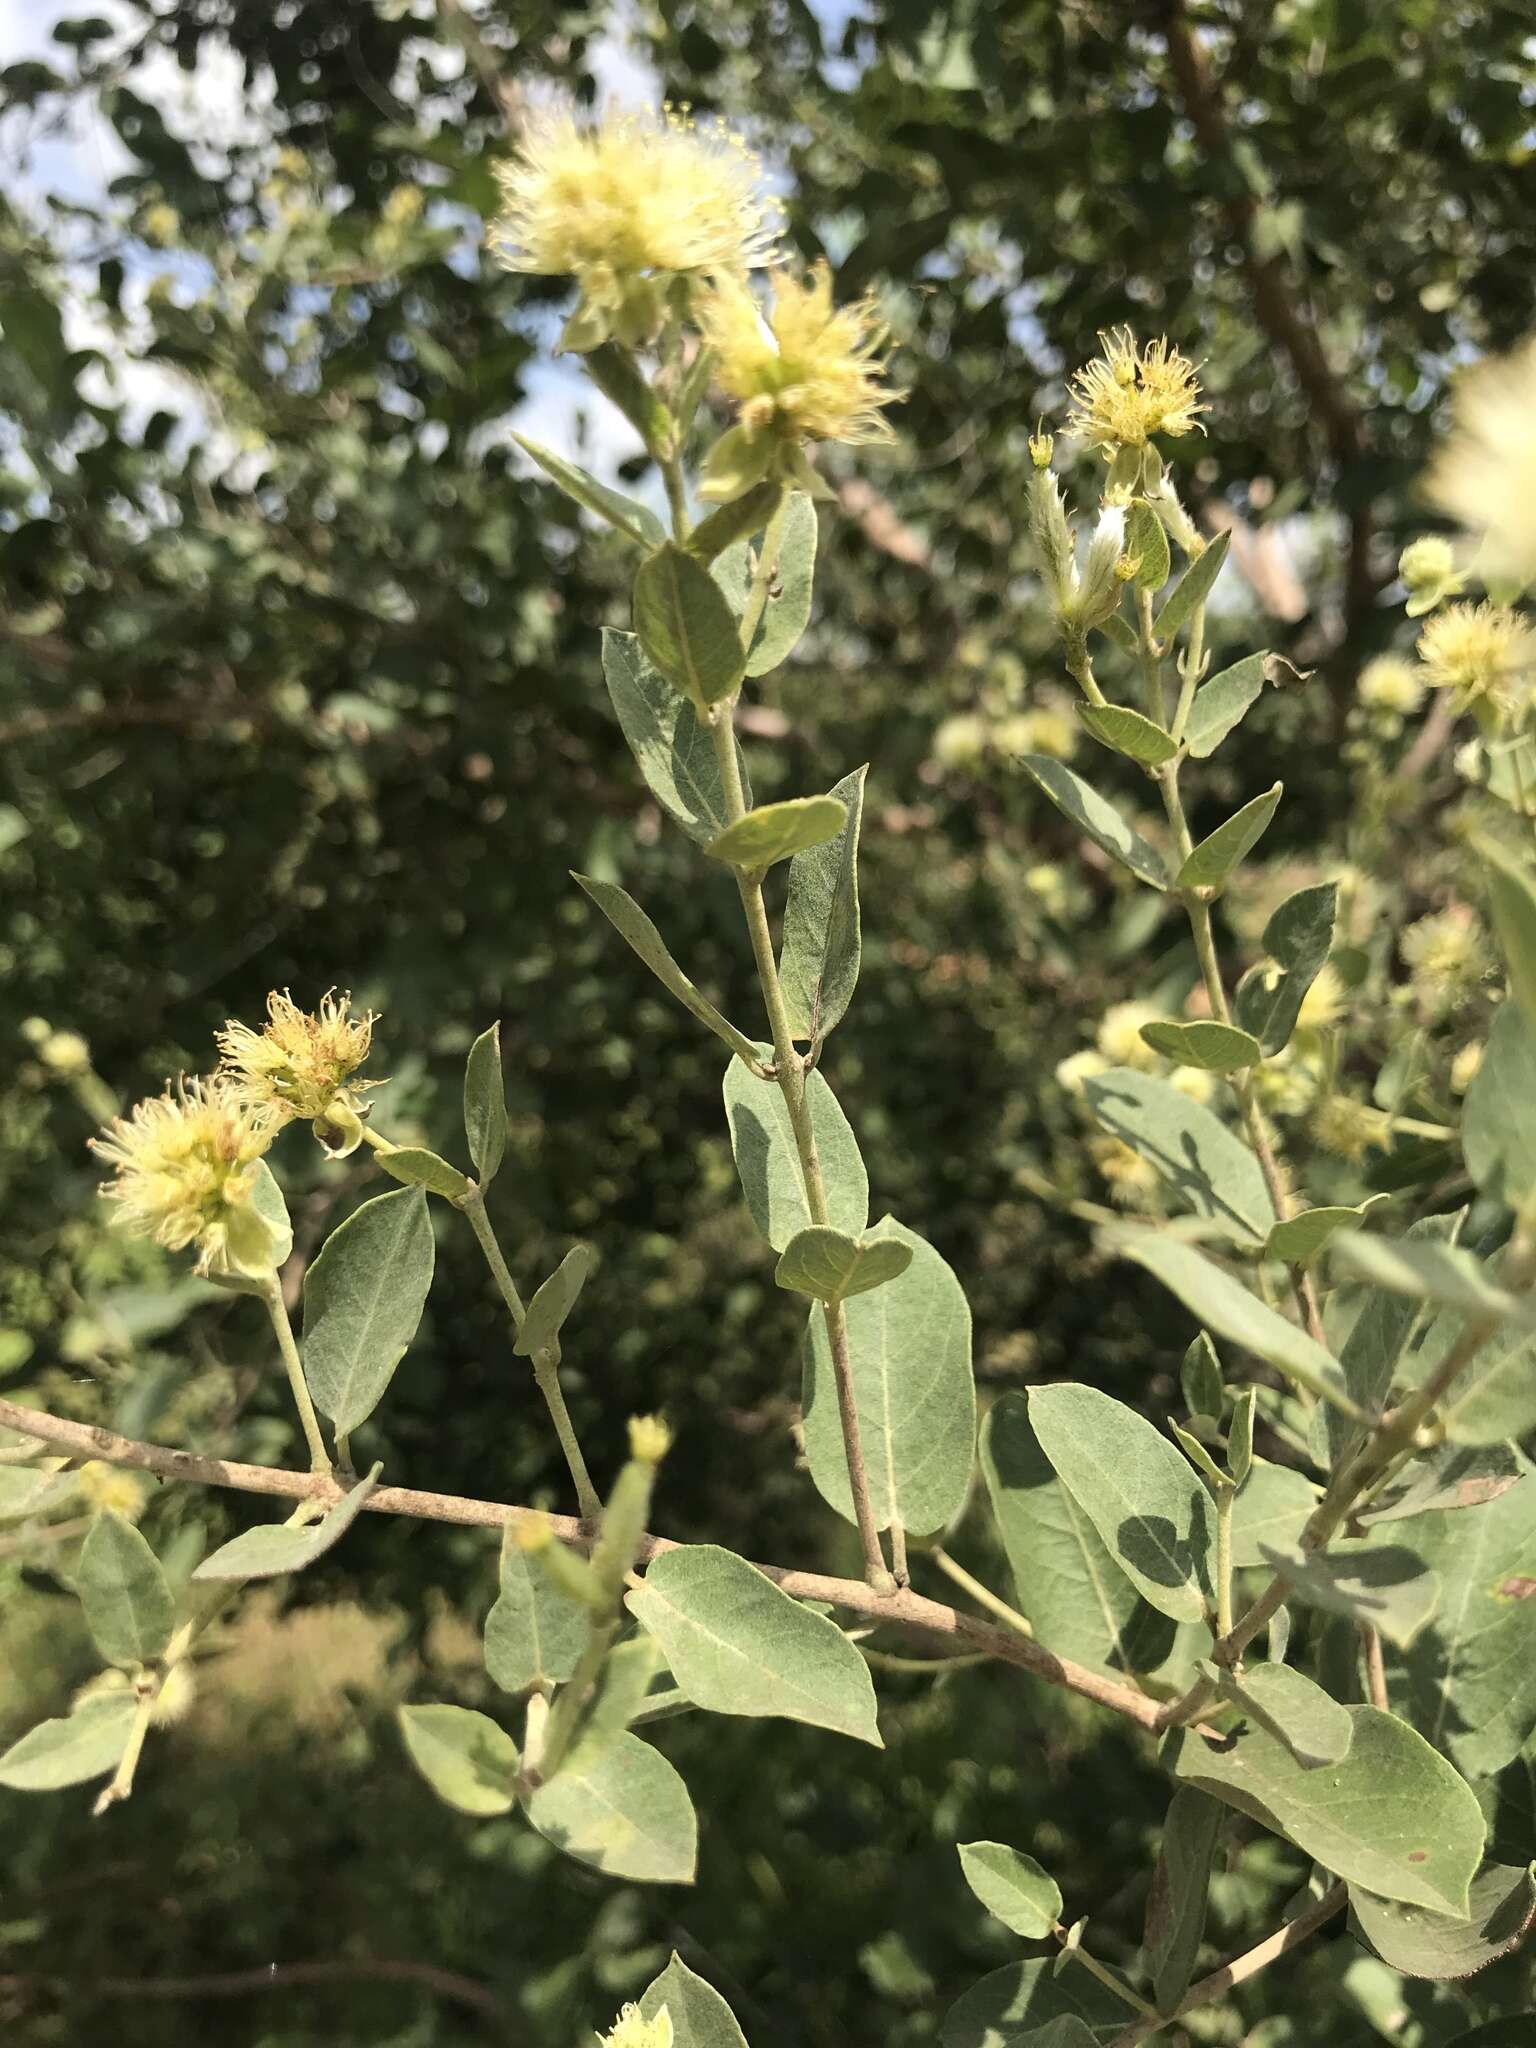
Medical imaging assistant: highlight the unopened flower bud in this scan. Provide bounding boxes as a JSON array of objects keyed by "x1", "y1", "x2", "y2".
[
  {"x1": 1028, "y1": 429, "x2": 1054, "y2": 470},
  {"x1": 628, "y1": 1414, "x2": 672, "y2": 1465},
  {"x1": 1073, "y1": 506, "x2": 1128, "y2": 628},
  {"x1": 1399, "y1": 535, "x2": 1466, "y2": 617}
]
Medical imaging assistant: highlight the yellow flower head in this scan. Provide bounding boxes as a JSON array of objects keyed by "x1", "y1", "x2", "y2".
[
  {"x1": 1168, "y1": 1064, "x2": 1216, "y2": 1106},
  {"x1": 1096, "y1": 1000, "x2": 1162, "y2": 1071},
  {"x1": 994, "y1": 708, "x2": 1078, "y2": 761},
  {"x1": 1066, "y1": 328, "x2": 1206, "y2": 454},
  {"x1": 216, "y1": 989, "x2": 376, "y2": 1124},
  {"x1": 152, "y1": 1662, "x2": 198, "y2": 1726},
  {"x1": 1310, "y1": 1094, "x2": 1390, "y2": 1164},
  {"x1": 1398, "y1": 536, "x2": 1466, "y2": 617},
  {"x1": 1090, "y1": 1135, "x2": 1160, "y2": 1206},
  {"x1": 699, "y1": 261, "x2": 898, "y2": 471},
  {"x1": 1356, "y1": 654, "x2": 1426, "y2": 715},
  {"x1": 1055, "y1": 1047, "x2": 1110, "y2": 1095},
  {"x1": 490, "y1": 102, "x2": 777, "y2": 288},
  {"x1": 627, "y1": 1414, "x2": 672, "y2": 1465},
  {"x1": 1425, "y1": 336, "x2": 1536, "y2": 590},
  {"x1": 1416, "y1": 601, "x2": 1536, "y2": 718},
  {"x1": 77, "y1": 1461, "x2": 149, "y2": 1520},
  {"x1": 1400, "y1": 908, "x2": 1489, "y2": 1001},
  {"x1": 92, "y1": 1076, "x2": 278, "y2": 1273},
  {"x1": 600, "y1": 2003, "x2": 673, "y2": 2048}
]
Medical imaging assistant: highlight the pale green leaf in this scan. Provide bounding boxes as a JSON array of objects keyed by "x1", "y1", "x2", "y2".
[
  {"x1": 398, "y1": 1703, "x2": 518, "y2": 1816},
  {"x1": 713, "y1": 490, "x2": 817, "y2": 676},
  {"x1": 956, "y1": 1841, "x2": 1062, "y2": 1937},
  {"x1": 941, "y1": 1958, "x2": 1138, "y2": 2047},
  {"x1": 247, "y1": 1158, "x2": 293, "y2": 1268},
  {"x1": 723, "y1": 1051, "x2": 868, "y2": 1250},
  {"x1": 1264, "y1": 1201, "x2": 1384, "y2": 1265},
  {"x1": 374, "y1": 1146, "x2": 471, "y2": 1201},
  {"x1": 1359, "y1": 1443, "x2": 1521, "y2": 1524},
  {"x1": 1229, "y1": 1458, "x2": 1317, "y2": 1567},
  {"x1": 76, "y1": 1510, "x2": 175, "y2": 1669},
  {"x1": 1351, "y1": 1861, "x2": 1536, "y2": 1982},
  {"x1": 302, "y1": 1186, "x2": 435, "y2": 1435},
  {"x1": 193, "y1": 1465, "x2": 381, "y2": 1581},
  {"x1": 1463, "y1": 1001, "x2": 1536, "y2": 1208},
  {"x1": 1176, "y1": 783, "x2": 1282, "y2": 892},
  {"x1": 1184, "y1": 653, "x2": 1266, "y2": 759},
  {"x1": 1125, "y1": 500, "x2": 1171, "y2": 591},
  {"x1": 514, "y1": 1244, "x2": 592, "y2": 1360},
  {"x1": 779, "y1": 764, "x2": 865, "y2": 1042},
  {"x1": 684, "y1": 480, "x2": 783, "y2": 565},
  {"x1": 773, "y1": 1225, "x2": 912, "y2": 1303},
  {"x1": 706, "y1": 795, "x2": 847, "y2": 872},
  {"x1": 1233, "y1": 883, "x2": 1337, "y2": 1055},
  {"x1": 484, "y1": 1524, "x2": 586, "y2": 1694},
  {"x1": 1322, "y1": 1212, "x2": 1459, "y2": 1469},
  {"x1": 0, "y1": 1465, "x2": 80, "y2": 1523},
  {"x1": 1027, "y1": 1383, "x2": 1214, "y2": 1623},
  {"x1": 510, "y1": 430, "x2": 665, "y2": 547},
  {"x1": 633, "y1": 541, "x2": 745, "y2": 707},
  {"x1": 575, "y1": 875, "x2": 762, "y2": 1068},
  {"x1": 803, "y1": 1219, "x2": 975, "y2": 1537},
  {"x1": 1329, "y1": 1230, "x2": 1529, "y2": 1325},
  {"x1": 1153, "y1": 530, "x2": 1231, "y2": 642},
  {"x1": 1256, "y1": 1540, "x2": 1440, "y2": 1648},
  {"x1": 526, "y1": 1726, "x2": 697, "y2": 1883},
  {"x1": 639, "y1": 1953, "x2": 750, "y2": 2047},
  {"x1": 1019, "y1": 756, "x2": 1169, "y2": 890},
  {"x1": 1077, "y1": 703, "x2": 1177, "y2": 766},
  {"x1": 1143, "y1": 1788, "x2": 1221, "y2": 2013},
  {"x1": 1083, "y1": 1068, "x2": 1275, "y2": 1243},
  {"x1": 1181, "y1": 1332, "x2": 1224, "y2": 1419},
  {"x1": 1165, "y1": 1703, "x2": 1485, "y2": 1913},
  {"x1": 627, "y1": 1543, "x2": 882, "y2": 1746},
  {"x1": 601, "y1": 629, "x2": 751, "y2": 846},
  {"x1": 0, "y1": 1694, "x2": 138, "y2": 1792},
  {"x1": 463, "y1": 1024, "x2": 507, "y2": 1185},
  {"x1": 1445, "y1": 1320, "x2": 1536, "y2": 1446},
  {"x1": 1227, "y1": 1386, "x2": 1255, "y2": 1486},
  {"x1": 1138, "y1": 1019, "x2": 1260, "y2": 1072},
  {"x1": 1218, "y1": 1660, "x2": 1353, "y2": 1768},
  {"x1": 980, "y1": 1394, "x2": 1175, "y2": 1677}
]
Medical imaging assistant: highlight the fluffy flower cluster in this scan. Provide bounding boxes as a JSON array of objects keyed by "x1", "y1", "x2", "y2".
[
  {"x1": 1356, "y1": 654, "x2": 1425, "y2": 715},
  {"x1": 216, "y1": 989, "x2": 376, "y2": 1125},
  {"x1": 1400, "y1": 908, "x2": 1489, "y2": 1011},
  {"x1": 1066, "y1": 328, "x2": 1206, "y2": 453},
  {"x1": 1426, "y1": 336, "x2": 1536, "y2": 590},
  {"x1": 1416, "y1": 601, "x2": 1536, "y2": 720},
  {"x1": 600, "y1": 2004, "x2": 673, "y2": 2048},
  {"x1": 92, "y1": 1076, "x2": 277, "y2": 1275}
]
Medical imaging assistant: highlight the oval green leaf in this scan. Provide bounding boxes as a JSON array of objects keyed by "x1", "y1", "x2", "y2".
[
  {"x1": 706, "y1": 795, "x2": 847, "y2": 872},
  {"x1": 957, "y1": 1841, "x2": 1063, "y2": 1938},
  {"x1": 1176, "y1": 782, "x2": 1282, "y2": 893},
  {"x1": 633, "y1": 541, "x2": 746, "y2": 708},
  {"x1": 398, "y1": 1702, "x2": 518, "y2": 1816},
  {"x1": 76, "y1": 1509, "x2": 175, "y2": 1670},
  {"x1": 1019, "y1": 755, "x2": 1169, "y2": 890},
  {"x1": 302, "y1": 1186, "x2": 435, "y2": 1435},
  {"x1": 526, "y1": 1726, "x2": 697, "y2": 1883},
  {"x1": 779, "y1": 764, "x2": 865, "y2": 1042},
  {"x1": 1078, "y1": 703, "x2": 1177, "y2": 766},
  {"x1": 193, "y1": 1464, "x2": 381, "y2": 1581},
  {"x1": 723, "y1": 1051, "x2": 868, "y2": 1251},
  {"x1": 575, "y1": 873, "x2": 762, "y2": 1069},
  {"x1": 1138, "y1": 1019, "x2": 1261, "y2": 1073},
  {"x1": 463, "y1": 1024, "x2": 506, "y2": 1185},
  {"x1": 773, "y1": 1225, "x2": 912, "y2": 1303}
]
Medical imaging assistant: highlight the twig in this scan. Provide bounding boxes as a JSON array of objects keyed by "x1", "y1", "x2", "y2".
[
  {"x1": 0, "y1": 1398, "x2": 1166, "y2": 1732},
  {"x1": 0, "y1": 1956, "x2": 505, "y2": 2025}
]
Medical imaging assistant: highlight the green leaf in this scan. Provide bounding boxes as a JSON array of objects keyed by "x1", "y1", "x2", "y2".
[
  {"x1": 514, "y1": 1244, "x2": 592, "y2": 1361},
  {"x1": 1138, "y1": 1019, "x2": 1260, "y2": 1072},
  {"x1": 1359, "y1": 1443, "x2": 1522, "y2": 1524},
  {"x1": 374, "y1": 1146, "x2": 471, "y2": 1201},
  {"x1": 1083, "y1": 1069, "x2": 1275, "y2": 1244},
  {"x1": 779, "y1": 764, "x2": 865, "y2": 1042},
  {"x1": 1477, "y1": 833, "x2": 1536, "y2": 1030},
  {"x1": 398, "y1": 1703, "x2": 518, "y2": 1816},
  {"x1": 246, "y1": 1158, "x2": 294, "y2": 1268},
  {"x1": 1125, "y1": 500, "x2": 1170, "y2": 591},
  {"x1": 1463, "y1": 1001, "x2": 1536, "y2": 1208},
  {"x1": 723, "y1": 1052, "x2": 868, "y2": 1251},
  {"x1": 1184, "y1": 653, "x2": 1266, "y2": 759},
  {"x1": 1329, "y1": 1230, "x2": 1529, "y2": 1325},
  {"x1": 1322, "y1": 1212, "x2": 1459, "y2": 1470},
  {"x1": 575, "y1": 875, "x2": 762, "y2": 1068},
  {"x1": 706, "y1": 795, "x2": 847, "y2": 872},
  {"x1": 684, "y1": 480, "x2": 784, "y2": 565},
  {"x1": 1264, "y1": 1201, "x2": 1384, "y2": 1265},
  {"x1": 774, "y1": 1225, "x2": 912, "y2": 1303},
  {"x1": 627, "y1": 1543, "x2": 882, "y2": 1746},
  {"x1": 1351, "y1": 1861, "x2": 1536, "y2": 1982},
  {"x1": 1108, "y1": 1228, "x2": 1350, "y2": 1408},
  {"x1": 803, "y1": 1219, "x2": 975, "y2": 1537},
  {"x1": 301, "y1": 1186, "x2": 435, "y2": 1435},
  {"x1": 1176, "y1": 783, "x2": 1282, "y2": 893},
  {"x1": 633, "y1": 541, "x2": 746, "y2": 708},
  {"x1": 1181, "y1": 1332, "x2": 1224, "y2": 1420},
  {"x1": 1229, "y1": 1458, "x2": 1317, "y2": 1566},
  {"x1": 941, "y1": 1958, "x2": 1138, "y2": 2047},
  {"x1": 1153, "y1": 530, "x2": 1231, "y2": 642},
  {"x1": 1019, "y1": 756, "x2": 1169, "y2": 890},
  {"x1": 463, "y1": 1025, "x2": 507, "y2": 1185},
  {"x1": 0, "y1": 1694, "x2": 138, "y2": 1792},
  {"x1": 979, "y1": 1394, "x2": 1175, "y2": 1677},
  {"x1": 1216, "y1": 1659, "x2": 1353, "y2": 1768},
  {"x1": 1165, "y1": 1703, "x2": 1484, "y2": 1913},
  {"x1": 76, "y1": 1510, "x2": 175, "y2": 1669},
  {"x1": 0, "y1": 1465, "x2": 79, "y2": 1523},
  {"x1": 601, "y1": 629, "x2": 751, "y2": 847},
  {"x1": 638, "y1": 1953, "x2": 750, "y2": 2047},
  {"x1": 1143, "y1": 1788, "x2": 1221, "y2": 2013},
  {"x1": 956, "y1": 1841, "x2": 1063, "y2": 1938},
  {"x1": 1445, "y1": 1320, "x2": 1536, "y2": 1446},
  {"x1": 714, "y1": 490, "x2": 817, "y2": 676},
  {"x1": 1392, "y1": 1467, "x2": 1536, "y2": 1777},
  {"x1": 484, "y1": 1525, "x2": 586, "y2": 1695},
  {"x1": 193, "y1": 1465, "x2": 381, "y2": 1581},
  {"x1": 1028, "y1": 1383, "x2": 1215, "y2": 1623},
  {"x1": 526, "y1": 1727, "x2": 697, "y2": 1883},
  {"x1": 1077, "y1": 703, "x2": 1177, "y2": 766},
  {"x1": 509, "y1": 430, "x2": 665, "y2": 547},
  {"x1": 1233, "y1": 883, "x2": 1337, "y2": 1055},
  {"x1": 1227, "y1": 1386, "x2": 1255, "y2": 1486},
  {"x1": 1256, "y1": 1540, "x2": 1440, "y2": 1648}
]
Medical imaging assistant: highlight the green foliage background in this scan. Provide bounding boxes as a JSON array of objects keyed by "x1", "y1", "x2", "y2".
[{"x1": 2, "y1": 2, "x2": 1533, "y2": 2041}]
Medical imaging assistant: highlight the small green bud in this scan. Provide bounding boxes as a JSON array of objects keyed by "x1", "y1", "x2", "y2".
[{"x1": 699, "y1": 421, "x2": 775, "y2": 504}]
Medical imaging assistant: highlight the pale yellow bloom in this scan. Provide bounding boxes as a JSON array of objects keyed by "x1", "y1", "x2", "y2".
[
  {"x1": 931, "y1": 712, "x2": 989, "y2": 769},
  {"x1": 1097, "y1": 1000, "x2": 1162, "y2": 1071},
  {"x1": 1425, "y1": 337, "x2": 1536, "y2": 589},
  {"x1": 994, "y1": 708, "x2": 1078, "y2": 761},
  {"x1": 600, "y1": 2003, "x2": 673, "y2": 2048},
  {"x1": 1055, "y1": 1048, "x2": 1111, "y2": 1095},
  {"x1": 490, "y1": 104, "x2": 776, "y2": 286},
  {"x1": 1066, "y1": 328, "x2": 1206, "y2": 453},
  {"x1": 1356, "y1": 655, "x2": 1425, "y2": 715},
  {"x1": 1398, "y1": 536, "x2": 1466, "y2": 617},
  {"x1": 217, "y1": 989, "x2": 376, "y2": 1125},
  {"x1": 77, "y1": 1462, "x2": 148, "y2": 1521},
  {"x1": 627, "y1": 1414, "x2": 672, "y2": 1465},
  {"x1": 1296, "y1": 963, "x2": 1344, "y2": 1034},
  {"x1": 1310, "y1": 1095, "x2": 1390, "y2": 1164},
  {"x1": 1400, "y1": 908, "x2": 1489, "y2": 1003},
  {"x1": 1450, "y1": 1041, "x2": 1484, "y2": 1093},
  {"x1": 1416, "y1": 601, "x2": 1536, "y2": 718},
  {"x1": 92, "y1": 1077, "x2": 278, "y2": 1274},
  {"x1": 152, "y1": 1663, "x2": 198, "y2": 1726},
  {"x1": 1090, "y1": 1135, "x2": 1160, "y2": 1206},
  {"x1": 1168, "y1": 1065, "x2": 1216, "y2": 1106},
  {"x1": 699, "y1": 261, "x2": 898, "y2": 466}
]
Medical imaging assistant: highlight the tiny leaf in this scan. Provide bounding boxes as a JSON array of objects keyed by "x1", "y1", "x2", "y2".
[
  {"x1": 779, "y1": 764, "x2": 865, "y2": 1042},
  {"x1": 463, "y1": 1025, "x2": 507, "y2": 1185},
  {"x1": 1138, "y1": 1019, "x2": 1261, "y2": 1072},
  {"x1": 706, "y1": 795, "x2": 848, "y2": 872},
  {"x1": 1184, "y1": 653, "x2": 1266, "y2": 759},
  {"x1": 1078, "y1": 703, "x2": 1177, "y2": 766},
  {"x1": 193, "y1": 1465, "x2": 381, "y2": 1581},
  {"x1": 514, "y1": 1244, "x2": 593, "y2": 1360},
  {"x1": 957, "y1": 1841, "x2": 1063, "y2": 1938},
  {"x1": 1176, "y1": 783, "x2": 1282, "y2": 892},
  {"x1": 773, "y1": 1225, "x2": 912, "y2": 1303},
  {"x1": 510, "y1": 430, "x2": 665, "y2": 547},
  {"x1": 575, "y1": 874, "x2": 762, "y2": 1068}
]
